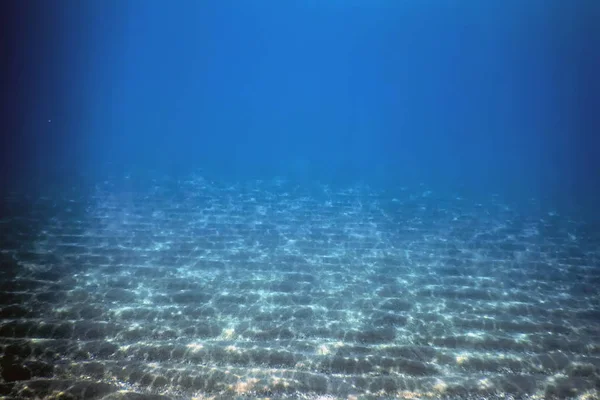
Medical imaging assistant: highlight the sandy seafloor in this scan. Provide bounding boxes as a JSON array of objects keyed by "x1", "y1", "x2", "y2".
[{"x1": 0, "y1": 174, "x2": 599, "y2": 400}]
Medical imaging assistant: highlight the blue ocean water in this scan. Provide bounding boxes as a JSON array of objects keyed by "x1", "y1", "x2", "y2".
[{"x1": 0, "y1": 1, "x2": 599, "y2": 399}]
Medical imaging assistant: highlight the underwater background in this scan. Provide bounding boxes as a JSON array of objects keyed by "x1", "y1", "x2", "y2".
[{"x1": 1, "y1": 1, "x2": 599, "y2": 399}]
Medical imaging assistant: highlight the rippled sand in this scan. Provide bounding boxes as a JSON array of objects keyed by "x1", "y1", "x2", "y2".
[{"x1": 0, "y1": 176, "x2": 598, "y2": 399}]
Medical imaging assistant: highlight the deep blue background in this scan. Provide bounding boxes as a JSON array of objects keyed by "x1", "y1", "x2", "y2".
[{"x1": 2, "y1": 1, "x2": 599, "y2": 211}]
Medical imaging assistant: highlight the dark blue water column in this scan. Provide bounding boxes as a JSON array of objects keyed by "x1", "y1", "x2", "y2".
[{"x1": 0, "y1": 1, "x2": 125, "y2": 190}]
